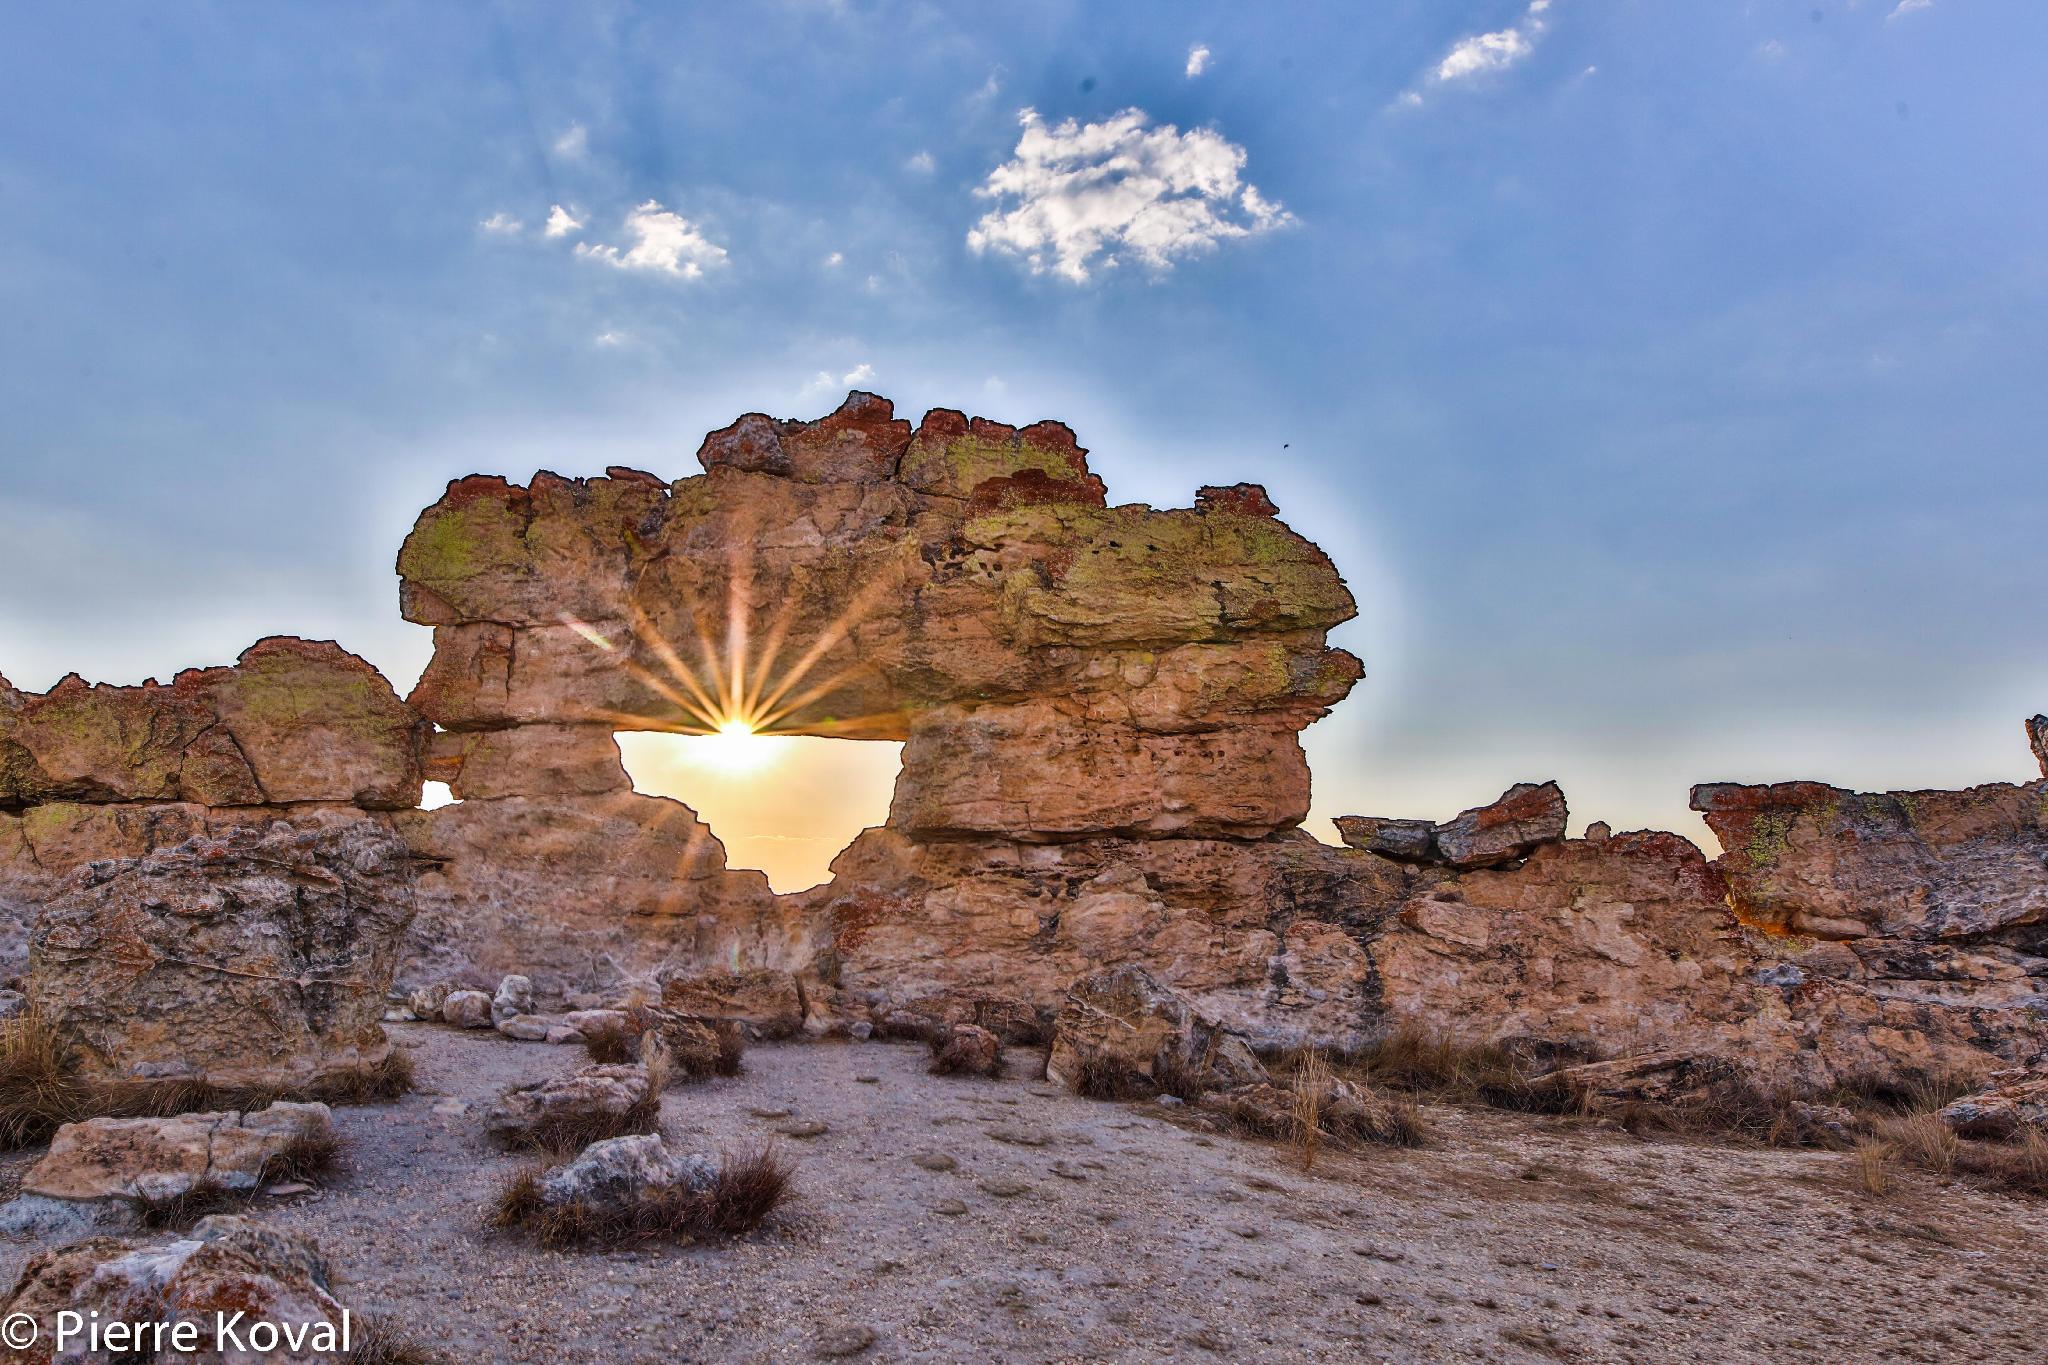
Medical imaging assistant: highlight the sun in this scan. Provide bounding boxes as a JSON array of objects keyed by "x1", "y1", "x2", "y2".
[{"x1": 698, "y1": 716, "x2": 774, "y2": 774}]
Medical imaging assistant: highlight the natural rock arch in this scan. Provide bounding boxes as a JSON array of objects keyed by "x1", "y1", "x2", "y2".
[{"x1": 394, "y1": 392, "x2": 1376, "y2": 1033}]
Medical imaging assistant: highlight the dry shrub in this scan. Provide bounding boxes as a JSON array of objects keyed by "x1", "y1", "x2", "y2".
[
  {"x1": 1345, "y1": 1027, "x2": 1573, "y2": 1114},
  {"x1": 1151, "y1": 1049, "x2": 1213, "y2": 1104},
  {"x1": 1324, "y1": 1089, "x2": 1431, "y2": 1149},
  {"x1": 710, "y1": 1020, "x2": 747, "y2": 1078},
  {"x1": 580, "y1": 1019, "x2": 639, "y2": 1066},
  {"x1": 265, "y1": 1128, "x2": 344, "y2": 1185},
  {"x1": 1070, "y1": 1053, "x2": 1155, "y2": 1102},
  {"x1": 491, "y1": 1142, "x2": 792, "y2": 1249},
  {"x1": 1854, "y1": 1139, "x2": 1897, "y2": 1196},
  {"x1": 495, "y1": 1091, "x2": 661, "y2": 1156},
  {"x1": 1952, "y1": 1127, "x2": 2048, "y2": 1197}
]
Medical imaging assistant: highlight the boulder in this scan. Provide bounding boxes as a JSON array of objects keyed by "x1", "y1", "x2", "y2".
[
  {"x1": 483, "y1": 1063, "x2": 654, "y2": 1147},
  {"x1": 442, "y1": 989, "x2": 493, "y2": 1028},
  {"x1": 1431, "y1": 781, "x2": 1568, "y2": 869},
  {"x1": 22, "y1": 1103, "x2": 333, "y2": 1204},
  {"x1": 27, "y1": 819, "x2": 416, "y2": 1090},
  {"x1": 1332, "y1": 815, "x2": 1435, "y2": 862},
  {"x1": 660, "y1": 968, "x2": 805, "y2": 1040},
  {"x1": 492, "y1": 973, "x2": 534, "y2": 1024},
  {"x1": 928, "y1": 1022, "x2": 1003, "y2": 1077},
  {"x1": 407, "y1": 981, "x2": 453, "y2": 1020},
  {"x1": 535, "y1": 1134, "x2": 716, "y2": 1213},
  {"x1": 1045, "y1": 965, "x2": 1267, "y2": 1096},
  {"x1": 1937, "y1": 1074, "x2": 2048, "y2": 1139},
  {"x1": 0, "y1": 1216, "x2": 349, "y2": 1360},
  {"x1": 2030, "y1": 714, "x2": 2048, "y2": 779}
]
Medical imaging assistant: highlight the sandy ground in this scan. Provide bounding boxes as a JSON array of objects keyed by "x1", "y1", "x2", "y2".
[{"x1": 4, "y1": 1023, "x2": 2045, "y2": 1363}]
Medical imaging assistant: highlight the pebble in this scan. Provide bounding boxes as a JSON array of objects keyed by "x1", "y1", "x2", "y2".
[
  {"x1": 912, "y1": 1153, "x2": 958, "y2": 1172},
  {"x1": 813, "y1": 1325, "x2": 877, "y2": 1357},
  {"x1": 978, "y1": 1178, "x2": 1031, "y2": 1198},
  {"x1": 933, "y1": 1199, "x2": 969, "y2": 1216},
  {"x1": 778, "y1": 1119, "x2": 830, "y2": 1139}
]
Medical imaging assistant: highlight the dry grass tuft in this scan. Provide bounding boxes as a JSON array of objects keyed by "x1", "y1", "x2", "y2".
[
  {"x1": 494, "y1": 1092, "x2": 661, "y2": 1156},
  {"x1": 585, "y1": 1012, "x2": 746, "y2": 1080},
  {"x1": 346, "y1": 1316, "x2": 444, "y2": 1365},
  {"x1": 1292, "y1": 1051, "x2": 1330, "y2": 1171},
  {"x1": 491, "y1": 1142, "x2": 792, "y2": 1249},
  {"x1": 1854, "y1": 1138, "x2": 1897, "y2": 1196},
  {"x1": 133, "y1": 1177, "x2": 245, "y2": 1231},
  {"x1": 1070, "y1": 1053, "x2": 1156, "y2": 1103},
  {"x1": 580, "y1": 1019, "x2": 638, "y2": 1065},
  {"x1": 710, "y1": 1021, "x2": 746, "y2": 1078},
  {"x1": 0, "y1": 1009, "x2": 90, "y2": 1150},
  {"x1": 265, "y1": 1128, "x2": 344, "y2": 1185},
  {"x1": 1344, "y1": 1027, "x2": 1574, "y2": 1114},
  {"x1": 1953, "y1": 1127, "x2": 2048, "y2": 1197},
  {"x1": 1869, "y1": 1113, "x2": 1959, "y2": 1175}
]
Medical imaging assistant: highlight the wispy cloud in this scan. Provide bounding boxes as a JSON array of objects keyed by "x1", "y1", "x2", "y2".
[
  {"x1": 805, "y1": 362, "x2": 877, "y2": 393},
  {"x1": 553, "y1": 123, "x2": 589, "y2": 158},
  {"x1": 594, "y1": 330, "x2": 627, "y2": 347},
  {"x1": 1887, "y1": 0, "x2": 1934, "y2": 21},
  {"x1": 905, "y1": 150, "x2": 936, "y2": 174},
  {"x1": 574, "y1": 200, "x2": 728, "y2": 278},
  {"x1": 543, "y1": 204, "x2": 583, "y2": 238},
  {"x1": 1185, "y1": 44, "x2": 1212, "y2": 78},
  {"x1": 823, "y1": 251, "x2": 844, "y2": 267},
  {"x1": 967, "y1": 107, "x2": 1292, "y2": 283},
  {"x1": 1402, "y1": 0, "x2": 1554, "y2": 105},
  {"x1": 478, "y1": 211, "x2": 523, "y2": 235}
]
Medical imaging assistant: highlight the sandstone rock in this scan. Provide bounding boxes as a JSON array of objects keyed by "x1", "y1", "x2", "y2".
[
  {"x1": 1, "y1": 1215, "x2": 348, "y2": 1360},
  {"x1": 660, "y1": 968, "x2": 805, "y2": 1040},
  {"x1": 28, "y1": 819, "x2": 415, "y2": 1090},
  {"x1": 2030, "y1": 714, "x2": 2048, "y2": 779},
  {"x1": 1045, "y1": 965, "x2": 1268, "y2": 1095},
  {"x1": 483, "y1": 1064, "x2": 653, "y2": 1147},
  {"x1": 408, "y1": 982, "x2": 453, "y2": 1020},
  {"x1": 869, "y1": 990, "x2": 1048, "y2": 1045},
  {"x1": 928, "y1": 1023, "x2": 1003, "y2": 1077},
  {"x1": 492, "y1": 973, "x2": 534, "y2": 1024},
  {"x1": 1332, "y1": 816, "x2": 1435, "y2": 862},
  {"x1": 442, "y1": 989, "x2": 492, "y2": 1028},
  {"x1": 1431, "y1": 782, "x2": 1568, "y2": 869},
  {"x1": 1936, "y1": 1074, "x2": 2048, "y2": 1139},
  {"x1": 427, "y1": 724, "x2": 630, "y2": 799},
  {"x1": 0, "y1": 637, "x2": 422, "y2": 809},
  {"x1": 536, "y1": 1134, "x2": 716, "y2": 1212},
  {"x1": 1691, "y1": 774, "x2": 2048, "y2": 940},
  {"x1": 21, "y1": 1103, "x2": 333, "y2": 1205}
]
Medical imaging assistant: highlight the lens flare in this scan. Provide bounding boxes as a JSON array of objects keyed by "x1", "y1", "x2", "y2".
[{"x1": 699, "y1": 716, "x2": 773, "y2": 773}]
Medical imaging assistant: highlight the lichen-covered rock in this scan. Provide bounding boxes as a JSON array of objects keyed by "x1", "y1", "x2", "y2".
[
  {"x1": 442, "y1": 989, "x2": 492, "y2": 1028},
  {"x1": 492, "y1": 974, "x2": 533, "y2": 1024},
  {"x1": 0, "y1": 638, "x2": 422, "y2": 810},
  {"x1": 928, "y1": 1022, "x2": 1003, "y2": 1077},
  {"x1": 1936, "y1": 1074, "x2": 2048, "y2": 1138},
  {"x1": 1431, "y1": 781, "x2": 1568, "y2": 869},
  {"x1": 1691, "y1": 776, "x2": 2048, "y2": 941},
  {"x1": 0, "y1": 1215, "x2": 349, "y2": 1362},
  {"x1": 28, "y1": 820, "x2": 416, "y2": 1090},
  {"x1": 536, "y1": 1134, "x2": 716, "y2": 1213},
  {"x1": 483, "y1": 1064, "x2": 654, "y2": 1146},
  {"x1": 1045, "y1": 965, "x2": 1268, "y2": 1095}
]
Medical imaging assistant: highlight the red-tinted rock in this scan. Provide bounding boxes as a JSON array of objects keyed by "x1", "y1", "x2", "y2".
[{"x1": 1431, "y1": 781, "x2": 1568, "y2": 868}]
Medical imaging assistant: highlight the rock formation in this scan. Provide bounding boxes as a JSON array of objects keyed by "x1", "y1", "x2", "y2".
[
  {"x1": 28, "y1": 821, "x2": 417, "y2": 1089},
  {"x1": 2, "y1": 390, "x2": 2042, "y2": 1102}
]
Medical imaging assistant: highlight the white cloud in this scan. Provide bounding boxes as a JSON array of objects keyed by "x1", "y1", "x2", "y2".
[
  {"x1": 575, "y1": 200, "x2": 728, "y2": 279},
  {"x1": 478, "y1": 211, "x2": 522, "y2": 235},
  {"x1": 594, "y1": 330, "x2": 627, "y2": 347},
  {"x1": 554, "y1": 123, "x2": 589, "y2": 158},
  {"x1": 1887, "y1": 0, "x2": 1933, "y2": 20},
  {"x1": 823, "y1": 251, "x2": 844, "y2": 267},
  {"x1": 1756, "y1": 38, "x2": 1788, "y2": 60},
  {"x1": 967, "y1": 107, "x2": 1293, "y2": 283},
  {"x1": 842, "y1": 362, "x2": 875, "y2": 386},
  {"x1": 905, "y1": 150, "x2": 936, "y2": 174},
  {"x1": 543, "y1": 204, "x2": 583, "y2": 238},
  {"x1": 1186, "y1": 44, "x2": 1212, "y2": 78},
  {"x1": 804, "y1": 362, "x2": 877, "y2": 393},
  {"x1": 973, "y1": 69, "x2": 1002, "y2": 103},
  {"x1": 1406, "y1": 0, "x2": 1553, "y2": 103}
]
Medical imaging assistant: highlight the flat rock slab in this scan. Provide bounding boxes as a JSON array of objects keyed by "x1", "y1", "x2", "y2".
[{"x1": 24, "y1": 1102, "x2": 333, "y2": 1202}]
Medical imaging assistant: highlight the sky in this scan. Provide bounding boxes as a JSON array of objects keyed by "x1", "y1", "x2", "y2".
[{"x1": 3, "y1": 0, "x2": 2045, "y2": 879}]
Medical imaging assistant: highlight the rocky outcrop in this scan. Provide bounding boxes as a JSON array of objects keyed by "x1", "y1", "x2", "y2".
[
  {"x1": 391, "y1": 391, "x2": 1359, "y2": 991},
  {"x1": 1044, "y1": 965, "x2": 1268, "y2": 1095},
  {"x1": 28, "y1": 820, "x2": 416, "y2": 1090},
  {"x1": 1335, "y1": 781, "x2": 1568, "y2": 869},
  {"x1": 2030, "y1": 714, "x2": 2048, "y2": 779}
]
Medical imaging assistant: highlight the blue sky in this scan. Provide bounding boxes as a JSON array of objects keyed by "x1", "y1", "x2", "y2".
[{"x1": 3, "y1": 0, "x2": 2045, "y2": 848}]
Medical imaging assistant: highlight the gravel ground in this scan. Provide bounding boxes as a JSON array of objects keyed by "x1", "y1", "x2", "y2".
[{"x1": 5, "y1": 1024, "x2": 2045, "y2": 1363}]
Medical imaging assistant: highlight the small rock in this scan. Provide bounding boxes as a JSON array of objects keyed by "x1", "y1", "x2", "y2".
[
  {"x1": 778, "y1": 1119, "x2": 829, "y2": 1139},
  {"x1": 0, "y1": 989, "x2": 28, "y2": 1021},
  {"x1": 497, "y1": 1016, "x2": 556, "y2": 1042},
  {"x1": 381, "y1": 1008, "x2": 417, "y2": 1023},
  {"x1": 408, "y1": 982, "x2": 453, "y2": 1019},
  {"x1": 749, "y1": 1106, "x2": 793, "y2": 1119},
  {"x1": 855, "y1": 1074, "x2": 880, "y2": 1084},
  {"x1": 265, "y1": 1182, "x2": 312, "y2": 1197},
  {"x1": 492, "y1": 973, "x2": 534, "y2": 1025},
  {"x1": 987, "y1": 1126, "x2": 1051, "y2": 1147},
  {"x1": 847, "y1": 1021, "x2": 874, "y2": 1041},
  {"x1": 977, "y1": 1178, "x2": 1030, "y2": 1198},
  {"x1": 933, "y1": 1199, "x2": 968, "y2": 1216},
  {"x1": 537, "y1": 1135, "x2": 716, "y2": 1212},
  {"x1": 443, "y1": 990, "x2": 493, "y2": 1029},
  {"x1": 912, "y1": 1153, "x2": 958, "y2": 1172},
  {"x1": 814, "y1": 1326, "x2": 877, "y2": 1358}
]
